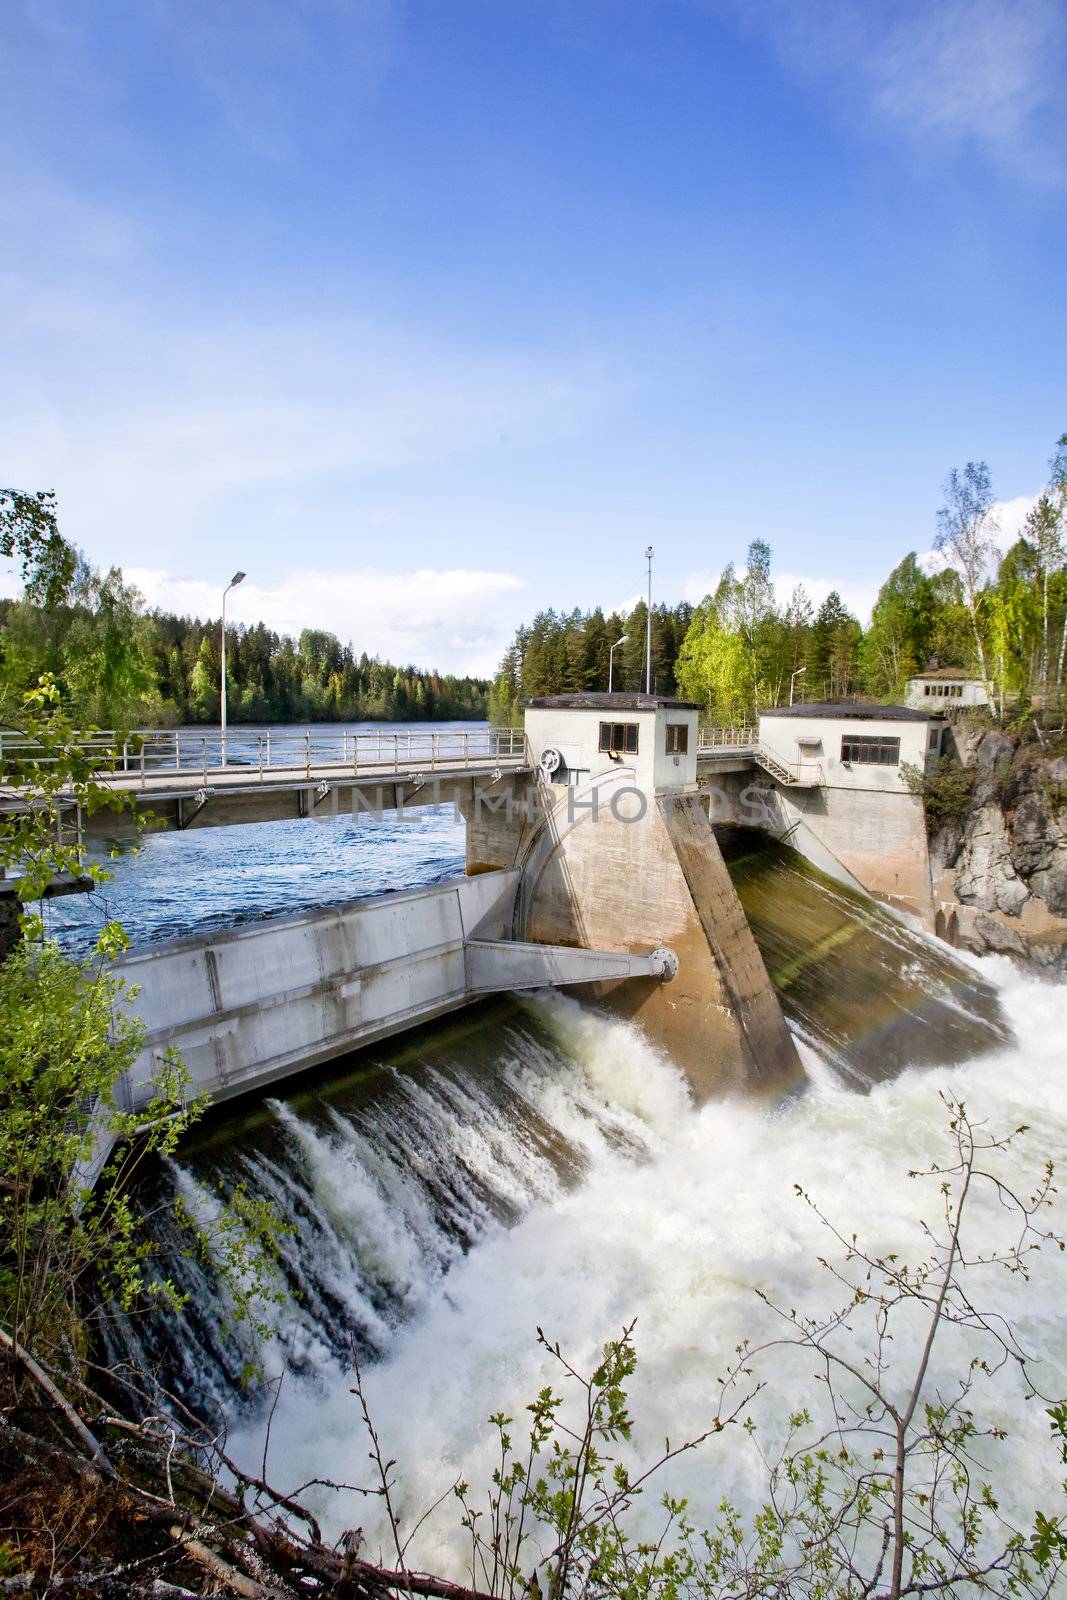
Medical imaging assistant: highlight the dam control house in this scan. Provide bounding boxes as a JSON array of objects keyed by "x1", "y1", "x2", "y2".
[{"x1": 523, "y1": 692, "x2": 701, "y2": 793}]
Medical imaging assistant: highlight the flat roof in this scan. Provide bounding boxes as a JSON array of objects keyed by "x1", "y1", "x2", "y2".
[
  {"x1": 523, "y1": 693, "x2": 701, "y2": 712},
  {"x1": 908, "y1": 667, "x2": 981, "y2": 681},
  {"x1": 761, "y1": 701, "x2": 936, "y2": 722}
]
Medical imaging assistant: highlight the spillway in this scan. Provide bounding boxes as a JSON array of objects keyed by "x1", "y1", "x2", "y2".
[{"x1": 103, "y1": 831, "x2": 1018, "y2": 1434}]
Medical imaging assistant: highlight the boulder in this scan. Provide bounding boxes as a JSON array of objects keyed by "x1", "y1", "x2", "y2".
[{"x1": 972, "y1": 911, "x2": 1028, "y2": 958}]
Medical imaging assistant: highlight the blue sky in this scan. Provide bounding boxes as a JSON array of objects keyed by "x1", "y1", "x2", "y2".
[{"x1": 3, "y1": 0, "x2": 1065, "y2": 673}]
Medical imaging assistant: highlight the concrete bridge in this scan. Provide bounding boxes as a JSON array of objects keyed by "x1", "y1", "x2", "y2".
[
  {"x1": 0, "y1": 726, "x2": 530, "y2": 836},
  {"x1": 0, "y1": 720, "x2": 813, "y2": 841}
]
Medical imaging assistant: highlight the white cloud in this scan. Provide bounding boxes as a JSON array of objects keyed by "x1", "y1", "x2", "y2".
[
  {"x1": 125, "y1": 563, "x2": 527, "y2": 677},
  {"x1": 988, "y1": 493, "x2": 1040, "y2": 550},
  {"x1": 0, "y1": 269, "x2": 628, "y2": 568},
  {"x1": 711, "y1": 0, "x2": 1066, "y2": 174},
  {"x1": 917, "y1": 492, "x2": 1040, "y2": 575},
  {"x1": 871, "y1": 1, "x2": 1060, "y2": 147}
]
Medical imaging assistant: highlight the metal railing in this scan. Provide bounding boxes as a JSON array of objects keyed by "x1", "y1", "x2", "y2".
[
  {"x1": 0, "y1": 726, "x2": 528, "y2": 790},
  {"x1": 697, "y1": 724, "x2": 757, "y2": 751}
]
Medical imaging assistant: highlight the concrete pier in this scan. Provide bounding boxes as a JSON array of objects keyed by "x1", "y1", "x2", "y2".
[
  {"x1": 660, "y1": 793, "x2": 801, "y2": 1091},
  {"x1": 475, "y1": 695, "x2": 804, "y2": 1099}
]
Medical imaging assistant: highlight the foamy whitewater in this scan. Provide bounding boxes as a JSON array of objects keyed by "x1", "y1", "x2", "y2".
[{"x1": 216, "y1": 954, "x2": 1067, "y2": 1573}]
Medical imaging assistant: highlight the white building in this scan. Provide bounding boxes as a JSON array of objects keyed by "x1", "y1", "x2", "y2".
[
  {"x1": 523, "y1": 693, "x2": 700, "y2": 794},
  {"x1": 751, "y1": 701, "x2": 945, "y2": 916},
  {"x1": 757, "y1": 702, "x2": 944, "y2": 792},
  {"x1": 905, "y1": 669, "x2": 989, "y2": 710}
]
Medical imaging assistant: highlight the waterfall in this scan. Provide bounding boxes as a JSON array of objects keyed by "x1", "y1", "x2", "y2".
[{"x1": 100, "y1": 835, "x2": 1065, "y2": 1576}]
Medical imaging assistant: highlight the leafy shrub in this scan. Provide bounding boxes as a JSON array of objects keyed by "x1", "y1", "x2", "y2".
[{"x1": 901, "y1": 756, "x2": 976, "y2": 826}]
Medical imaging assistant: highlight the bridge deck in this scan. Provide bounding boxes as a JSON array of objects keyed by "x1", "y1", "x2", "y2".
[
  {"x1": 59, "y1": 752, "x2": 527, "y2": 801},
  {"x1": 0, "y1": 725, "x2": 533, "y2": 829}
]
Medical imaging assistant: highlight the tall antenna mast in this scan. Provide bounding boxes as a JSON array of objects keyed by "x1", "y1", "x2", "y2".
[{"x1": 644, "y1": 545, "x2": 654, "y2": 694}]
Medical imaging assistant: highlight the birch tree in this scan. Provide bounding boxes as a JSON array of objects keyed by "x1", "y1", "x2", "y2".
[
  {"x1": 934, "y1": 462, "x2": 999, "y2": 707},
  {"x1": 1024, "y1": 440, "x2": 1065, "y2": 711},
  {"x1": 1047, "y1": 434, "x2": 1067, "y2": 715}
]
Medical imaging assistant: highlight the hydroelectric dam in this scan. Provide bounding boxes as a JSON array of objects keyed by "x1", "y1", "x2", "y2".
[{"x1": 4, "y1": 692, "x2": 954, "y2": 1156}]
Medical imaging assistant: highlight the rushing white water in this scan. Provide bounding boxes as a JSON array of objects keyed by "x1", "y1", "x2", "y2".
[{"x1": 219, "y1": 956, "x2": 1067, "y2": 1574}]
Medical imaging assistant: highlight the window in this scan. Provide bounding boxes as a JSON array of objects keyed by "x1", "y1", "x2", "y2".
[
  {"x1": 840, "y1": 734, "x2": 900, "y2": 766},
  {"x1": 599, "y1": 721, "x2": 639, "y2": 754},
  {"x1": 665, "y1": 723, "x2": 689, "y2": 755}
]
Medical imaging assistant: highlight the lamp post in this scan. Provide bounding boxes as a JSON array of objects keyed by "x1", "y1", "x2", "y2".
[
  {"x1": 789, "y1": 665, "x2": 807, "y2": 707},
  {"x1": 608, "y1": 634, "x2": 629, "y2": 694},
  {"x1": 644, "y1": 545, "x2": 654, "y2": 694},
  {"x1": 221, "y1": 570, "x2": 246, "y2": 762}
]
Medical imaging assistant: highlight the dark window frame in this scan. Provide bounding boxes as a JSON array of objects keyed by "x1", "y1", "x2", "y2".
[
  {"x1": 599, "y1": 721, "x2": 639, "y2": 755},
  {"x1": 665, "y1": 722, "x2": 689, "y2": 755},
  {"x1": 840, "y1": 734, "x2": 901, "y2": 767}
]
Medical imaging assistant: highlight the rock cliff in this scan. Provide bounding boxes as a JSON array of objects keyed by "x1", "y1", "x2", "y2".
[{"x1": 931, "y1": 728, "x2": 1067, "y2": 974}]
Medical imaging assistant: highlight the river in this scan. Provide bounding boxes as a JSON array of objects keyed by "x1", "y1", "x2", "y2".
[{"x1": 52, "y1": 726, "x2": 1067, "y2": 1576}]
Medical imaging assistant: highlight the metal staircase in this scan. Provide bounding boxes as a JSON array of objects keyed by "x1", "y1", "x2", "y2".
[{"x1": 752, "y1": 747, "x2": 823, "y2": 787}]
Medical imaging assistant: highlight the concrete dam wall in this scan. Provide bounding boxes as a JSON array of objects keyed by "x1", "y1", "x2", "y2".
[{"x1": 112, "y1": 869, "x2": 677, "y2": 1120}]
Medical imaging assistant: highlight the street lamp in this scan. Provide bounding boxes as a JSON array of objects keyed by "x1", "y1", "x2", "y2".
[
  {"x1": 789, "y1": 665, "x2": 807, "y2": 707},
  {"x1": 644, "y1": 545, "x2": 654, "y2": 694},
  {"x1": 221, "y1": 570, "x2": 246, "y2": 761},
  {"x1": 608, "y1": 635, "x2": 629, "y2": 694}
]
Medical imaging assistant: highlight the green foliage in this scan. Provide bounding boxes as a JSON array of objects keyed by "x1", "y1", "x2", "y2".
[
  {"x1": 901, "y1": 756, "x2": 976, "y2": 826},
  {"x1": 490, "y1": 603, "x2": 693, "y2": 716},
  {"x1": 494, "y1": 433, "x2": 1067, "y2": 727},
  {"x1": 453, "y1": 1321, "x2": 714, "y2": 1600},
  {"x1": 860, "y1": 554, "x2": 942, "y2": 699},
  {"x1": 0, "y1": 488, "x2": 77, "y2": 609},
  {"x1": 0, "y1": 926, "x2": 291, "y2": 1376},
  {"x1": 0, "y1": 594, "x2": 490, "y2": 728},
  {"x1": 174, "y1": 1179, "x2": 292, "y2": 1364},
  {"x1": 676, "y1": 597, "x2": 747, "y2": 721},
  {"x1": 0, "y1": 489, "x2": 488, "y2": 726},
  {"x1": 0, "y1": 676, "x2": 289, "y2": 1381},
  {"x1": 1032, "y1": 1405, "x2": 1067, "y2": 1566},
  {"x1": 806, "y1": 588, "x2": 862, "y2": 700},
  {"x1": 0, "y1": 675, "x2": 150, "y2": 918},
  {"x1": 0, "y1": 930, "x2": 188, "y2": 1348}
]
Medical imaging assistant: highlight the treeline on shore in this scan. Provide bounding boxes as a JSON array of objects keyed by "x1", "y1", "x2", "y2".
[
  {"x1": 0, "y1": 572, "x2": 488, "y2": 727},
  {"x1": 3, "y1": 435, "x2": 1064, "y2": 732},
  {"x1": 490, "y1": 441, "x2": 1067, "y2": 726}
]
